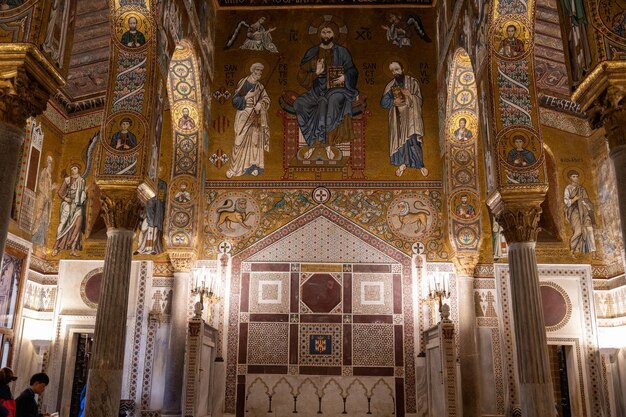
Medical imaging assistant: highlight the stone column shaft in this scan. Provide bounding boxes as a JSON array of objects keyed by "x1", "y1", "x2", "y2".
[
  {"x1": 507, "y1": 241, "x2": 554, "y2": 417},
  {"x1": 457, "y1": 274, "x2": 481, "y2": 417},
  {"x1": 0, "y1": 123, "x2": 24, "y2": 256},
  {"x1": 84, "y1": 228, "x2": 135, "y2": 417},
  {"x1": 604, "y1": 107, "x2": 626, "y2": 253},
  {"x1": 162, "y1": 263, "x2": 192, "y2": 417}
]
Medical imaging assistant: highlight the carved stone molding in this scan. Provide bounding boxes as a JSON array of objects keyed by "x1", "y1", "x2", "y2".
[
  {"x1": 487, "y1": 189, "x2": 547, "y2": 243},
  {"x1": 0, "y1": 44, "x2": 64, "y2": 129},
  {"x1": 453, "y1": 254, "x2": 480, "y2": 278},
  {"x1": 168, "y1": 250, "x2": 197, "y2": 273},
  {"x1": 603, "y1": 105, "x2": 626, "y2": 153},
  {"x1": 100, "y1": 191, "x2": 143, "y2": 231}
]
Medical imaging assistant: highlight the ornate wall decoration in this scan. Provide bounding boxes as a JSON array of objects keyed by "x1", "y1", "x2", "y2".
[
  {"x1": 165, "y1": 46, "x2": 203, "y2": 251},
  {"x1": 207, "y1": 192, "x2": 261, "y2": 239},
  {"x1": 96, "y1": 0, "x2": 158, "y2": 191},
  {"x1": 225, "y1": 206, "x2": 417, "y2": 415},
  {"x1": 386, "y1": 193, "x2": 438, "y2": 241},
  {"x1": 202, "y1": 187, "x2": 445, "y2": 260},
  {"x1": 488, "y1": 0, "x2": 548, "y2": 195},
  {"x1": 444, "y1": 49, "x2": 481, "y2": 254}
]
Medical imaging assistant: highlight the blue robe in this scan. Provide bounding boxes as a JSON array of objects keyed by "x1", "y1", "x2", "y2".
[
  {"x1": 507, "y1": 148, "x2": 536, "y2": 167},
  {"x1": 294, "y1": 43, "x2": 358, "y2": 146},
  {"x1": 110, "y1": 130, "x2": 137, "y2": 150}
]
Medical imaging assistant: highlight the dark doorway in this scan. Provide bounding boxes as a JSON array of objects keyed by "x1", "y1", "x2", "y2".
[
  {"x1": 548, "y1": 344, "x2": 572, "y2": 417},
  {"x1": 69, "y1": 333, "x2": 93, "y2": 417}
]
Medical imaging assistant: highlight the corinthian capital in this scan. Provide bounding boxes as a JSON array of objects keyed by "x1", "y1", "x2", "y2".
[
  {"x1": 168, "y1": 250, "x2": 197, "y2": 273},
  {"x1": 0, "y1": 44, "x2": 64, "y2": 128},
  {"x1": 100, "y1": 191, "x2": 144, "y2": 231},
  {"x1": 453, "y1": 254, "x2": 480, "y2": 277},
  {"x1": 487, "y1": 188, "x2": 547, "y2": 244}
]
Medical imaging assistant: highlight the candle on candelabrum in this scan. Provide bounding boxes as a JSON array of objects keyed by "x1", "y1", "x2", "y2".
[{"x1": 192, "y1": 267, "x2": 222, "y2": 319}]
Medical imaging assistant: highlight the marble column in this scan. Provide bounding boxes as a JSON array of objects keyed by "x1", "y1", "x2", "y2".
[
  {"x1": 0, "y1": 123, "x2": 25, "y2": 256},
  {"x1": 84, "y1": 193, "x2": 143, "y2": 417},
  {"x1": 488, "y1": 194, "x2": 555, "y2": 417},
  {"x1": 453, "y1": 254, "x2": 481, "y2": 417},
  {"x1": 0, "y1": 46, "x2": 63, "y2": 257},
  {"x1": 600, "y1": 101, "x2": 626, "y2": 252},
  {"x1": 161, "y1": 251, "x2": 194, "y2": 417}
]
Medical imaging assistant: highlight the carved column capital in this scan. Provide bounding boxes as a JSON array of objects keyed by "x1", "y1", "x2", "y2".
[
  {"x1": 572, "y1": 61, "x2": 626, "y2": 152},
  {"x1": 0, "y1": 44, "x2": 64, "y2": 129},
  {"x1": 168, "y1": 250, "x2": 197, "y2": 273},
  {"x1": 100, "y1": 191, "x2": 143, "y2": 231},
  {"x1": 487, "y1": 189, "x2": 546, "y2": 244},
  {"x1": 452, "y1": 254, "x2": 480, "y2": 278}
]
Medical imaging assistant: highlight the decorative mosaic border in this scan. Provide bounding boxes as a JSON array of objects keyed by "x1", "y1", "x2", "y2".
[{"x1": 206, "y1": 180, "x2": 443, "y2": 189}]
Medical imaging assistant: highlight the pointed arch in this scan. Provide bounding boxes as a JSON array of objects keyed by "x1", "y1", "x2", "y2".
[
  {"x1": 165, "y1": 40, "x2": 204, "y2": 251},
  {"x1": 444, "y1": 48, "x2": 482, "y2": 253}
]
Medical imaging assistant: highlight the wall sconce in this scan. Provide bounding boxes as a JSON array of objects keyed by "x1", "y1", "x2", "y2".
[
  {"x1": 191, "y1": 266, "x2": 222, "y2": 320},
  {"x1": 427, "y1": 269, "x2": 450, "y2": 322}
]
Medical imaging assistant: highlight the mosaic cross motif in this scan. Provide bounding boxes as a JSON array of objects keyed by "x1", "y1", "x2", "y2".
[
  {"x1": 412, "y1": 241, "x2": 425, "y2": 255},
  {"x1": 218, "y1": 241, "x2": 233, "y2": 254},
  {"x1": 312, "y1": 186, "x2": 331, "y2": 204}
]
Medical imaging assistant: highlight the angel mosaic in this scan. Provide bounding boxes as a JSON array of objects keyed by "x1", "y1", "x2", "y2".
[
  {"x1": 225, "y1": 16, "x2": 279, "y2": 53},
  {"x1": 380, "y1": 13, "x2": 431, "y2": 48}
]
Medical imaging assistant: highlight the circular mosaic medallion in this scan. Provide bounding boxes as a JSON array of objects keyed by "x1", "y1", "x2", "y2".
[
  {"x1": 114, "y1": 11, "x2": 152, "y2": 49},
  {"x1": 449, "y1": 190, "x2": 480, "y2": 221},
  {"x1": 497, "y1": 129, "x2": 543, "y2": 170},
  {"x1": 448, "y1": 111, "x2": 477, "y2": 145},
  {"x1": 208, "y1": 192, "x2": 260, "y2": 239},
  {"x1": 80, "y1": 268, "x2": 103, "y2": 309},
  {"x1": 491, "y1": 18, "x2": 532, "y2": 60},
  {"x1": 387, "y1": 194, "x2": 438, "y2": 241},
  {"x1": 104, "y1": 112, "x2": 146, "y2": 153},
  {"x1": 540, "y1": 283, "x2": 572, "y2": 331},
  {"x1": 312, "y1": 187, "x2": 331, "y2": 204}
]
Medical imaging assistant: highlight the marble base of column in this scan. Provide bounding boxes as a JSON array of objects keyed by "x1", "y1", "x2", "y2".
[
  {"x1": 161, "y1": 270, "x2": 191, "y2": 417},
  {"x1": 211, "y1": 358, "x2": 226, "y2": 417},
  {"x1": 458, "y1": 275, "x2": 481, "y2": 417},
  {"x1": 0, "y1": 122, "x2": 24, "y2": 257},
  {"x1": 85, "y1": 228, "x2": 135, "y2": 417},
  {"x1": 508, "y1": 241, "x2": 555, "y2": 417},
  {"x1": 608, "y1": 144, "x2": 626, "y2": 253}
]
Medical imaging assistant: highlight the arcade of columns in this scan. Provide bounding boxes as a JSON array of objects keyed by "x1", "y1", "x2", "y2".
[{"x1": 0, "y1": 1, "x2": 624, "y2": 416}]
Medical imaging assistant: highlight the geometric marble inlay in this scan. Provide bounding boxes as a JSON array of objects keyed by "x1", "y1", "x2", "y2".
[
  {"x1": 249, "y1": 272, "x2": 290, "y2": 314},
  {"x1": 301, "y1": 273, "x2": 341, "y2": 313},
  {"x1": 353, "y1": 324, "x2": 395, "y2": 367},
  {"x1": 247, "y1": 322, "x2": 289, "y2": 365},
  {"x1": 353, "y1": 273, "x2": 393, "y2": 314}
]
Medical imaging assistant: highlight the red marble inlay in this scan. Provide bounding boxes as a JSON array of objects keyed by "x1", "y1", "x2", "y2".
[
  {"x1": 301, "y1": 273, "x2": 341, "y2": 313},
  {"x1": 540, "y1": 285, "x2": 567, "y2": 327},
  {"x1": 85, "y1": 272, "x2": 102, "y2": 305}
]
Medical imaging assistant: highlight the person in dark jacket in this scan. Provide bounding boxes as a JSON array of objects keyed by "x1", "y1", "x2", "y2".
[
  {"x1": 0, "y1": 367, "x2": 17, "y2": 417},
  {"x1": 15, "y1": 373, "x2": 49, "y2": 417}
]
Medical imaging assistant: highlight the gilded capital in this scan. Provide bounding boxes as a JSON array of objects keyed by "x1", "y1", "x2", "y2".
[
  {"x1": 453, "y1": 254, "x2": 480, "y2": 277},
  {"x1": 487, "y1": 188, "x2": 546, "y2": 243},
  {"x1": 168, "y1": 250, "x2": 197, "y2": 273},
  {"x1": 100, "y1": 191, "x2": 144, "y2": 231},
  {"x1": 0, "y1": 44, "x2": 64, "y2": 128}
]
